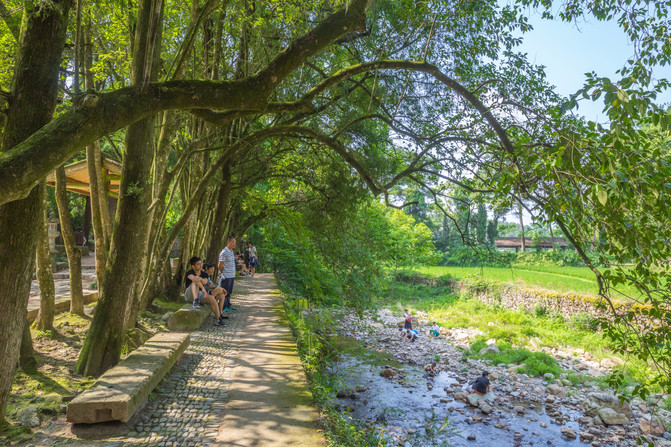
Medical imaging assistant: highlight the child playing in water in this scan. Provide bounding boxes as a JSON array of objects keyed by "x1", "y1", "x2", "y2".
[
  {"x1": 399, "y1": 328, "x2": 417, "y2": 343},
  {"x1": 467, "y1": 371, "x2": 491, "y2": 395},
  {"x1": 429, "y1": 322, "x2": 440, "y2": 336}
]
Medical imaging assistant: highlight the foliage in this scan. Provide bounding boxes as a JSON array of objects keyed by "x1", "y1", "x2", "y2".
[
  {"x1": 281, "y1": 288, "x2": 381, "y2": 446},
  {"x1": 466, "y1": 339, "x2": 562, "y2": 377},
  {"x1": 253, "y1": 199, "x2": 439, "y2": 311}
]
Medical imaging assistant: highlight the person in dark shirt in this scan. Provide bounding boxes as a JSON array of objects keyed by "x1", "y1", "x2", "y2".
[
  {"x1": 470, "y1": 371, "x2": 490, "y2": 395},
  {"x1": 184, "y1": 256, "x2": 225, "y2": 326}
]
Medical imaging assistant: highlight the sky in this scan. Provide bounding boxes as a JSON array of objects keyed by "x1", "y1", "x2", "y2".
[
  {"x1": 516, "y1": 11, "x2": 671, "y2": 123},
  {"x1": 504, "y1": 10, "x2": 670, "y2": 226}
]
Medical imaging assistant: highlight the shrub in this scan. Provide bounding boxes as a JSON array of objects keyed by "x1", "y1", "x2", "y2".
[
  {"x1": 521, "y1": 352, "x2": 562, "y2": 377},
  {"x1": 467, "y1": 340, "x2": 562, "y2": 378}
]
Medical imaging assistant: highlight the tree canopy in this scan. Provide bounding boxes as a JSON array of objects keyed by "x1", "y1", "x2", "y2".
[{"x1": 0, "y1": 0, "x2": 670, "y2": 425}]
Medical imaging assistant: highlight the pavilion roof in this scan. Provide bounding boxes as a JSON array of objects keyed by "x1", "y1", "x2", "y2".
[{"x1": 46, "y1": 158, "x2": 122, "y2": 197}]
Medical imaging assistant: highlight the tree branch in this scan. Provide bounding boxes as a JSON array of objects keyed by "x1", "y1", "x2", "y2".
[{"x1": 0, "y1": 0, "x2": 371, "y2": 205}]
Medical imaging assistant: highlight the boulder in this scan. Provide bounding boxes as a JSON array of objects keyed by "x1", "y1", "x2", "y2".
[
  {"x1": 479, "y1": 403, "x2": 493, "y2": 414},
  {"x1": 507, "y1": 364, "x2": 521, "y2": 373},
  {"x1": 580, "y1": 431, "x2": 594, "y2": 442},
  {"x1": 600, "y1": 357, "x2": 624, "y2": 369},
  {"x1": 467, "y1": 393, "x2": 483, "y2": 407},
  {"x1": 17, "y1": 406, "x2": 40, "y2": 427},
  {"x1": 560, "y1": 427, "x2": 577, "y2": 439},
  {"x1": 380, "y1": 368, "x2": 397, "y2": 378},
  {"x1": 547, "y1": 384, "x2": 567, "y2": 397},
  {"x1": 639, "y1": 418, "x2": 666, "y2": 437},
  {"x1": 479, "y1": 345, "x2": 501, "y2": 356},
  {"x1": 167, "y1": 304, "x2": 212, "y2": 331},
  {"x1": 597, "y1": 408, "x2": 630, "y2": 426},
  {"x1": 583, "y1": 393, "x2": 633, "y2": 419},
  {"x1": 453, "y1": 392, "x2": 468, "y2": 401}
]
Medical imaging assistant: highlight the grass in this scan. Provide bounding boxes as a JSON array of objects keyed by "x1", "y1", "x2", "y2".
[
  {"x1": 2, "y1": 298, "x2": 185, "y2": 444},
  {"x1": 380, "y1": 279, "x2": 658, "y2": 390},
  {"x1": 413, "y1": 265, "x2": 641, "y2": 298}
]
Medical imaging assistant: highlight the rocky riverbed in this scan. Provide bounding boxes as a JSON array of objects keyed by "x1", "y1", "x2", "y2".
[{"x1": 324, "y1": 308, "x2": 670, "y2": 446}]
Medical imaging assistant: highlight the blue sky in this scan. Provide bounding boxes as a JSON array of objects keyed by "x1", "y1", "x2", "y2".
[{"x1": 516, "y1": 11, "x2": 671, "y2": 122}]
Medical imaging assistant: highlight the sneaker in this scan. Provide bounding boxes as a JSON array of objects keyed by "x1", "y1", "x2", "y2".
[
  {"x1": 223, "y1": 307, "x2": 231, "y2": 312},
  {"x1": 213, "y1": 318, "x2": 224, "y2": 327},
  {"x1": 229, "y1": 306, "x2": 237, "y2": 311},
  {"x1": 192, "y1": 300, "x2": 201, "y2": 309},
  {"x1": 219, "y1": 314, "x2": 229, "y2": 320}
]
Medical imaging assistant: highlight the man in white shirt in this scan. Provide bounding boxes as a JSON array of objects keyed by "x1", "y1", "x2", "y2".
[{"x1": 218, "y1": 236, "x2": 237, "y2": 311}]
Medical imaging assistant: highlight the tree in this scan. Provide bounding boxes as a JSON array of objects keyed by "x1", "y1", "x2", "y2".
[
  {"x1": 34, "y1": 181, "x2": 56, "y2": 331},
  {"x1": 54, "y1": 166, "x2": 84, "y2": 315},
  {"x1": 0, "y1": 0, "x2": 72, "y2": 425},
  {"x1": 381, "y1": 206, "x2": 439, "y2": 299}
]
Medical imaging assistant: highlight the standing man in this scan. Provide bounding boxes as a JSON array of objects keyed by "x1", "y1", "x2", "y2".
[
  {"x1": 218, "y1": 236, "x2": 237, "y2": 312},
  {"x1": 246, "y1": 241, "x2": 258, "y2": 277}
]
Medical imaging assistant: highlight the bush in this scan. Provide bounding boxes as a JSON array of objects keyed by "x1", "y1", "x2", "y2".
[
  {"x1": 394, "y1": 270, "x2": 455, "y2": 288},
  {"x1": 467, "y1": 340, "x2": 562, "y2": 377},
  {"x1": 521, "y1": 352, "x2": 562, "y2": 377},
  {"x1": 438, "y1": 246, "x2": 602, "y2": 268}
]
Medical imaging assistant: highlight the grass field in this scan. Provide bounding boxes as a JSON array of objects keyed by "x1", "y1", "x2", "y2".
[{"x1": 412, "y1": 265, "x2": 640, "y2": 298}]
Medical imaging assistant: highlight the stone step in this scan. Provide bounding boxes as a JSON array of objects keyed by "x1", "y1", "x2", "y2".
[{"x1": 66, "y1": 332, "x2": 190, "y2": 424}]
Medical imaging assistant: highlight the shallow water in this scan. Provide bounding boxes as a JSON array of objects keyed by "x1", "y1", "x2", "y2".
[{"x1": 333, "y1": 337, "x2": 584, "y2": 446}]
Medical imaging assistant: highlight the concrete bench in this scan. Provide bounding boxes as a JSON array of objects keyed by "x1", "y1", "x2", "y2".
[
  {"x1": 167, "y1": 304, "x2": 212, "y2": 331},
  {"x1": 66, "y1": 332, "x2": 190, "y2": 424}
]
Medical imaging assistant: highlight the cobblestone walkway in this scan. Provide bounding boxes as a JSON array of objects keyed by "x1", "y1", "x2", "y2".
[{"x1": 102, "y1": 284, "x2": 249, "y2": 447}]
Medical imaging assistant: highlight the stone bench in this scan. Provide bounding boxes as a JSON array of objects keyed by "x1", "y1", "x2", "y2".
[
  {"x1": 66, "y1": 332, "x2": 190, "y2": 424},
  {"x1": 167, "y1": 304, "x2": 212, "y2": 331}
]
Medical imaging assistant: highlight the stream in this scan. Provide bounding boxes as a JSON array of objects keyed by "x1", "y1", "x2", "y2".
[{"x1": 332, "y1": 336, "x2": 585, "y2": 446}]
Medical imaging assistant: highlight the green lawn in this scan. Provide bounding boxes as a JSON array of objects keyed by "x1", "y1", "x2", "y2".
[{"x1": 412, "y1": 265, "x2": 640, "y2": 298}]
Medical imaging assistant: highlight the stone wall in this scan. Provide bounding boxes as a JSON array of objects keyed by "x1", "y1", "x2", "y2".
[{"x1": 457, "y1": 279, "x2": 659, "y2": 327}]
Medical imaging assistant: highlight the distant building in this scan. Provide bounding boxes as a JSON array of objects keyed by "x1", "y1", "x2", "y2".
[{"x1": 494, "y1": 237, "x2": 569, "y2": 252}]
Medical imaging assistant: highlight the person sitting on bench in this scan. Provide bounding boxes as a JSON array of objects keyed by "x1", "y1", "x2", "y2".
[{"x1": 184, "y1": 256, "x2": 225, "y2": 327}]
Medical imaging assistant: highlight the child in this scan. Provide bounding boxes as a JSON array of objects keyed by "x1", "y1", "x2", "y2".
[
  {"x1": 430, "y1": 322, "x2": 440, "y2": 336},
  {"x1": 404, "y1": 309, "x2": 412, "y2": 330},
  {"x1": 398, "y1": 328, "x2": 417, "y2": 343},
  {"x1": 467, "y1": 371, "x2": 491, "y2": 395}
]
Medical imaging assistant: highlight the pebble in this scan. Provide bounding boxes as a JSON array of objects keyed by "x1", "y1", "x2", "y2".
[{"x1": 118, "y1": 290, "x2": 248, "y2": 446}]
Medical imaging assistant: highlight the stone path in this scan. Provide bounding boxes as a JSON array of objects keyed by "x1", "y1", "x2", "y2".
[
  {"x1": 99, "y1": 274, "x2": 323, "y2": 447},
  {"x1": 28, "y1": 253, "x2": 98, "y2": 313}
]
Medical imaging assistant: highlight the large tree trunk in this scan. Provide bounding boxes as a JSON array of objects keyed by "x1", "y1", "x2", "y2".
[
  {"x1": 77, "y1": 0, "x2": 164, "y2": 377},
  {"x1": 55, "y1": 166, "x2": 85, "y2": 315},
  {"x1": 34, "y1": 181, "x2": 56, "y2": 331},
  {"x1": 0, "y1": 0, "x2": 71, "y2": 424}
]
